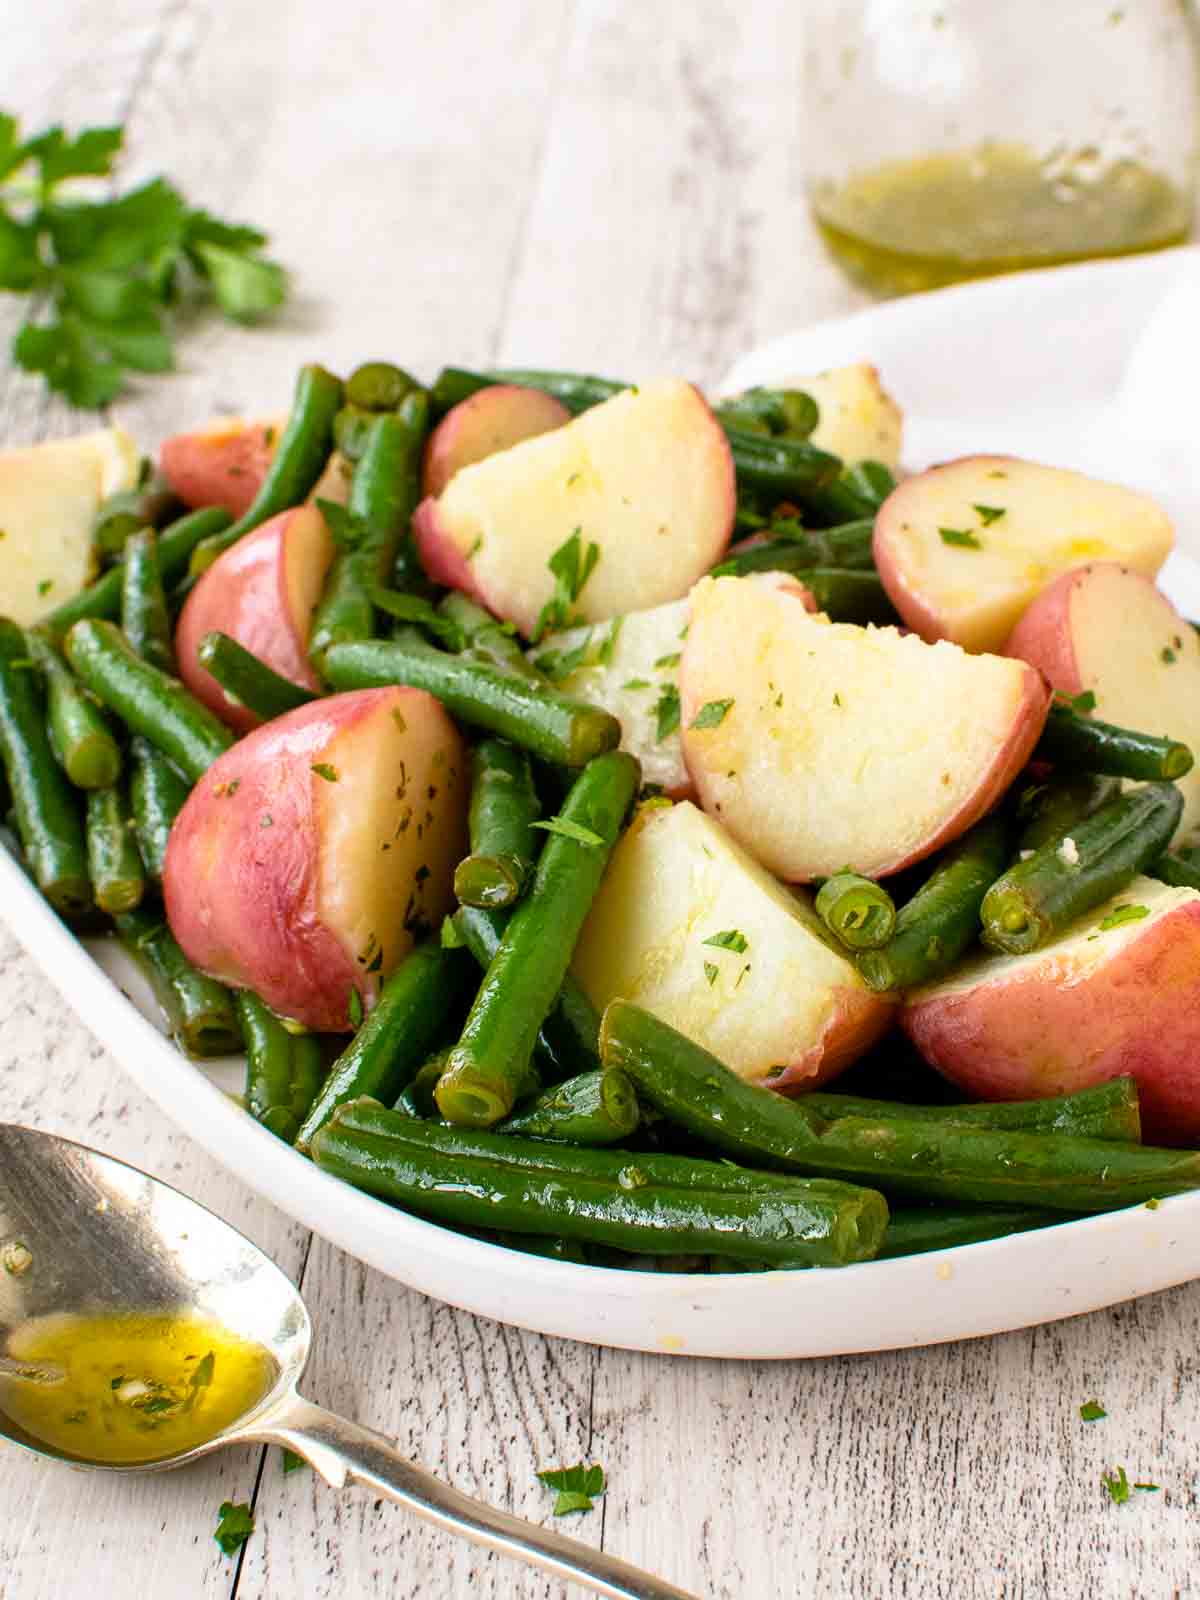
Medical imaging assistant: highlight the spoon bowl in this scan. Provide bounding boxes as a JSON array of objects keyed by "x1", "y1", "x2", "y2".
[{"x1": 0, "y1": 1124, "x2": 694, "y2": 1599}]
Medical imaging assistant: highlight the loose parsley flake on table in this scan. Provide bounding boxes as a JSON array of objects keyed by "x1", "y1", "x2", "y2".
[
  {"x1": 1079, "y1": 1399, "x2": 1107, "y2": 1422},
  {"x1": 537, "y1": 1462, "x2": 606, "y2": 1516},
  {"x1": 214, "y1": 1499, "x2": 255, "y2": 1555},
  {"x1": 0, "y1": 110, "x2": 286, "y2": 408}
]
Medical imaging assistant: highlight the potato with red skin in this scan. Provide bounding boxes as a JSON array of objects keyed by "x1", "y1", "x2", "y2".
[
  {"x1": 873, "y1": 455, "x2": 1173, "y2": 653},
  {"x1": 422, "y1": 384, "x2": 570, "y2": 498},
  {"x1": 413, "y1": 378, "x2": 735, "y2": 636},
  {"x1": 902, "y1": 877, "x2": 1200, "y2": 1146},
  {"x1": 680, "y1": 575, "x2": 1050, "y2": 881},
  {"x1": 571, "y1": 799, "x2": 893, "y2": 1089},
  {"x1": 159, "y1": 414, "x2": 284, "y2": 519},
  {"x1": 163, "y1": 687, "x2": 467, "y2": 1032},
  {"x1": 1004, "y1": 561, "x2": 1200, "y2": 839},
  {"x1": 174, "y1": 505, "x2": 333, "y2": 735}
]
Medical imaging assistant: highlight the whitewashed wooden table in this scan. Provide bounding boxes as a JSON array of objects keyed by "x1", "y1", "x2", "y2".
[{"x1": 4, "y1": 5, "x2": 1200, "y2": 1597}]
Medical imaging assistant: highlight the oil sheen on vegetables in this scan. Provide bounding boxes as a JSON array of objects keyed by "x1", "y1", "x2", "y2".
[
  {"x1": 811, "y1": 141, "x2": 1193, "y2": 296},
  {"x1": 0, "y1": 1310, "x2": 275, "y2": 1464}
]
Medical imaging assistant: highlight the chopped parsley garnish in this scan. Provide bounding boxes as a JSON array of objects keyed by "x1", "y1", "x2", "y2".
[
  {"x1": 315, "y1": 499, "x2": 369, "y2": 551},
  {"x1": 0, "y1": 110, "x2": 286, "y2": 408},
  {"x1": 703, "y1": 961, "x2": 719, "y2": 986},
  {"x1": 1079, "y1": 1399, "x2": 1107, "y2": 1422},
  {"x1": 622, "y1": 678, "x2": 651, "y2": 691},
  {"x1": 440, "y1": 914, "x2": 465, "y2": 949},
  {"x1": 1055, "y1": 689, "x2": 1097, "y2": 714},
  {"x1": 709, "y1": 560, "x2": 738, "y2": 578},
  {"x1": 690, "y1": 698, "x2": 734, "y2": 730},
  {"x1": 533, "y1": 527, "x2": 600, "y2": 641},
  {"x1": 972, "y1": 503, "x2": 1006, "y2": 525},
  {"x1": 535, "y1": 636, "x2": 591, "y2": 683},
  {"x1": 310, "y1": 763, "x2": 338, "y2": 783},
  {"x1": 653, "y1": 683, "x2": 681, "y2": 742},
  {"x1": 214, "y1": 1500, "x2": 256, "y2": 1556},
  {"x1": 938, "y1": 526, "x2": 981, "y2": 549},
  {"x1": 368, "y1": 586, "x2": 466, "y2": 650},
  {"x1": 703, "y1": 929, "x2": 748, "y2": 954},
  {"x1": 1097, "y1": 904, "x2": 1149, "y2": 932},
  {"x1": 347, "y1": 988, "x2": 364, "y2": 1028},
  {"x1": 654, "y1": 652, "x2": 681, "y2": 669},
  {"x1": 188, "y1": 1351, "x2": 215, "y2": 1396},
  {"x1": 36, "y1": 578, "x2": 53, "y2": 596},
  {"x1": 597, "y1": 617, "x2": 623, "y2": 665},
  {"x1": 537, "y1": 1463, "x2": 606, "y2": 1516},
  {"x1": 532, "y1": 816, "x2": 605, "y2": 848},
  {"x1": 1161, "y1": 646, "x2": 1177, "y2": 665}
]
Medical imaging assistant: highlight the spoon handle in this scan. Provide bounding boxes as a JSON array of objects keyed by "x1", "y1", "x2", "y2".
[{"x1": 257, "y1": 1395, "x2": 699, "y2": 1600}]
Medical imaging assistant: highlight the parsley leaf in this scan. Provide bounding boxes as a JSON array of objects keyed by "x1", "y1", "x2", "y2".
[
  {"x1": 0, "y1": 110, "x2": 287, "y2": 408},
  {"x1": 316, "y1": 499, "x2": 370, "y2": 551},
  {"x1": 214, "y1": 1500, "x2": 255, "y2": 1556},
  {"x1": 537, "y1": 1463, "x2": 606, "y2": 1516},
  {"x1": 369, "y1": 586, "x2": 466, "y2": 650},
  {"x1": 938, "y1": 526, "x2": 982, "y2": 549},
  {"x1": 1080, "y1": 1399, "x2": 1107, "y2": 1422},
  {"x1": 533, "y1": 528, "x2": 600, "y2": 641},
  {"x1": 654, "y1": 651, "x2": 681, "y2": 669},
  {"x1": 534, "y1": 636, "x2": 592, "y2": 683},
  {"x1": 1097, "y1": 904, "x2": 1149, "y2": 932},
  {"x1": 972, "y1": 503, "x2": 1006, "y2": 525},
  {"x1": 311, "y1": 763, "x2": 339, "y2": 783},
  {"x1": 653, "y1": 683, "x2": 681, "y2": 742},
  {"x1": 532, "y1": 817, "x2": 605, "y2": 848},
  {"x1": 690, "y1": 698, "x2": 734, "y2": 730},
  {"x1": 597, "y1": 617, "x2": 623, "y2": 666},
  {"x1": 703, "y1": 961, "x2": 719, "y2": 986},
  {"x1": 440, "y1": 914, "x2": 465, "y2": 949},
  {"x1": 347, "y1": 988, "x2": 364, "y2": 1028},
  {"x1": 703, "y1": 929, "x2": 748, "y2": 954},
  {"x1": 1054, "y1": 689, "x2": 1097, "y2": 715}
]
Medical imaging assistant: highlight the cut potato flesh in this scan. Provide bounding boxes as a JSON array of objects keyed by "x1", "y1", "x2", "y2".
[
  {"x1": 572, "y1": 800, "x2": 893, "y2": 1089},
  {"x1": 1006, "y1": 562, "x2": 1200, "y2": 841},
  {"x1": 903, "y1": 876, "x2": 1200, "y2": 1145},
  {"x1": 873, "y1": 455, "x2": 1173, "y2": 653},
  {"x1": 529, "y1": 598, "x2": 692, "y2": 795},
  {"x1": 786, "y1": 363, "x2": 902, "y2": 469},
  {"x1": 413, "y1": 378, "x2": 735, "y2": 636},
  {"x1": 0, "y1": 427, "x2": 139, "y2": 624},
  {"x1": 680, "y1": 575, "x2": 1049, "y2": 881}
]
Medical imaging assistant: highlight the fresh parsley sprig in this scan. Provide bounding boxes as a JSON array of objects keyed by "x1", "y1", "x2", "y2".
[{"x1": 0, "y1": 110, "x2": 287, "y2": 408}]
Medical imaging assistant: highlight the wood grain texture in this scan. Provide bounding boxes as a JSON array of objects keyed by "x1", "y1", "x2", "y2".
[{"x1": 3, "y1": 3, "x2": 1200, "y2": 1599}]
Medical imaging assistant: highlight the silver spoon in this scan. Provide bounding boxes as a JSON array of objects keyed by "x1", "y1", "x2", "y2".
[{"x1": 0, "y1": 1123, "x2": 697, "y2": 1600}]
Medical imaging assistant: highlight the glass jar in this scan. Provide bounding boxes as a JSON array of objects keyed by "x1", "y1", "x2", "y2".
[{"x1": 805, "y1": 1, "x2": 1200, "y2": 295}]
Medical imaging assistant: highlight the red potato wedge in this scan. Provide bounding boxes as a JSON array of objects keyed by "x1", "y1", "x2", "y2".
[
  {"x1": 0, "y1": 427, "x2": 139, "y2": 625},
  {"x1": 413, "y1": 378, "x2": 735, "y2": 636},
  {"x1": 572, "y1": 799, "x2": 893, "y2": 1089},
  {"x1": 159, "y1": 413, "x2": 285, "y2": 519},
  {"x1": 1005, "y1": 561, "x2": 1200, "y2": 839},
  {"x1": 422, "y1": 384, "x2": 570, "y2": 498},
  {"x1": 680, "y1": 575, "x2": 1050, "y2": 881},
  {"x1": 175, "y1": 505, "x2": 334, "y2": 735},
  {"x1": 163, "y1": 687, "x2": 467, "y2": 1032},
  {"x1": 873, "y1": 455, "x2": 1174, "y2": 653},
  {"x1": 902, "y1": 876, "x2": 1200, "y2": 1146}
]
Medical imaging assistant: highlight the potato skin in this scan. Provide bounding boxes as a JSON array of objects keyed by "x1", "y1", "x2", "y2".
[
  {"x1": 903, "y1": 895, "x2": 1200, "y2": 1145},
  {"x1": 175, "y1": 506, "x2": 331, "y2": 734},
  {"x1": 422, "y1": 384, "x2": 570, "y2": 498},
  {"x1": 160, "y1": 415, "x2": 281, "y2": 519},
  {"x1": 163, "y1": 687, "x2": 466, "y2": 1031}
]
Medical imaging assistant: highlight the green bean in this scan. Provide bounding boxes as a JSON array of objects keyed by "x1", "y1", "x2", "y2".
[
  {"x1": 715, "y1": 518, "x2": 876, "y2": 576},
  {"x1": 1148, "y1": 850, "x2": 1200, "y2": 891},
  {"x1": 42, "y1": 508, "x2": 232, "y2": 641},
  {"x1": 859, "y1": 816, "x2": 1009, "y2": 992},
  {"x1": 1016, "y1": 773, "x2": 1121, "y2": 855},
  {"x1": 602, "y1": 1000, "x2": 1200, "y2": 1212},
  {"x1": 332, "y1": 403, "x2": 378, "y2": 463},
  {"x1": 1035, "y1": 705, "x2": 1193, "y2": 782},
  {"x1": 714, "y1": 387, "x2": 819, "y2": 440},
  {"x1": 113, "y1": 907, "x2": 240, "y2": 1057},
  {"x1": 437, "y1": 592, "x2": 543, "y2": 680},
  {"x1": 497, "y1": 1068, "x2": 640, "y2": 1145},
  {"x1": 197, "y1": 632, "x2": 316, "y2": 722},
  {"x1": 798, "y1": 568, "x2": 898, "y2": 624},
  {"x1": 322, "y1": 633, "x2": 620, "y2": 767},
  {"x1": 119, "y1": 528, "x2": 175, "y2": 675},
  {"x1": 815, "y1": 871, "x2": 896, "y2": 950},
  {"x1": 309, "y1": 395, "x2": 429, "y2": 667},
  {"x1": 437, "y1": 751, "x2": 639, "y2": 1126},
  {"x1": 236, "y1": 991, "x2": 326, "y2": 1143},
  {"x1": 128, "y1": 737, "x2": 191, "y2": 882},
  {"x1": 312, "y1": 1098, "x2": 890, "y2": 1268},
  {"x1": 797, "y1": 460, "x2": 897, "y2": 527},
  {"x1": 64, "y1": 620, "x2": 232, "y2": 784},
  {"x1": 189, "y1": 364, "x2": 343, "y2": 575},
  {"x1": 394, "y1": 1052, "x2": 452, "y2": 1120},
  {"x1": 85, "y1": 785, "x2": 144, "y2": 913},
  {"x1": 294, "y1": 941, "x2": 475, "y2": 1152},
  {"x1": 0, "y1": 618, "x2": 90, "y2": 913},
  {"x1": 454, "y1": 740, "x2": 540, "y2": 909},
  {"x1": 25, "y1": 631, "x2": 122, "y2": 790},
  {"x1": 981, "y1": 783, "x2": 1183, "y2": 954},
  {"x1": 799, "y1": 1076, "x2": 1141, "y2": 1142},
  {"x1": 345, "y1": 360, "x2": 422, "y2": 413},
  {"x1": 877, "y1": 1206, "x2": 1065, "y2": 1260}
]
